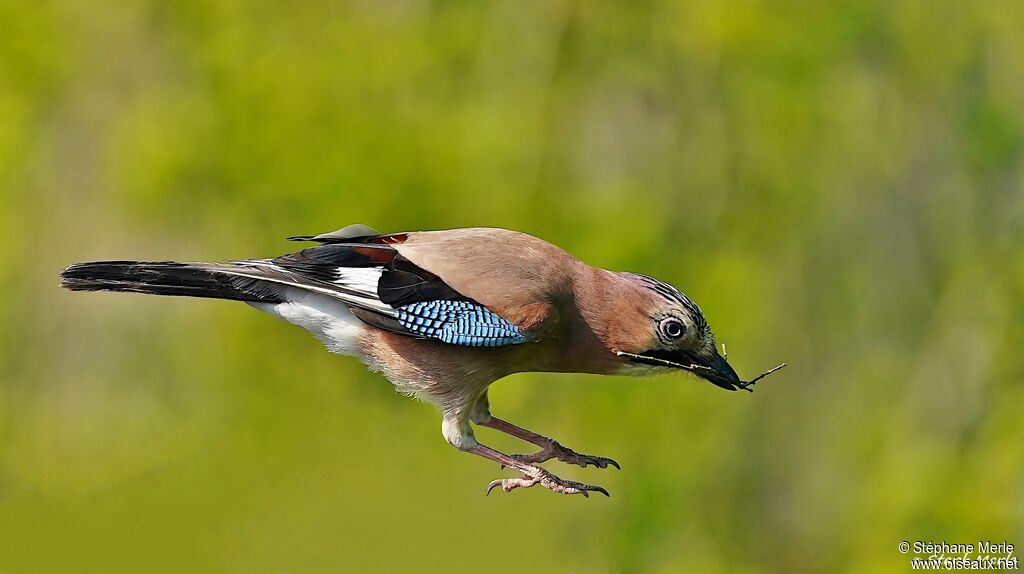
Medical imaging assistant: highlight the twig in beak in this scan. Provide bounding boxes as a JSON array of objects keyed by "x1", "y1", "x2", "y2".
[
  {"x1": 616, "y1": 351, "x2": 786, "y2": 393},
  {"x1": 734, "y1": 363, "x2": 787, "y2": 392}
]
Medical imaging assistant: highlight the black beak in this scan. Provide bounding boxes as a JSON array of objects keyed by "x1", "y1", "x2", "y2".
[
  {"x1": 630, "y1": 349, "x2": 742, "y2": 391},
  {"x1": 702, "y1": 352, "x2": 741, "y2": 391}
]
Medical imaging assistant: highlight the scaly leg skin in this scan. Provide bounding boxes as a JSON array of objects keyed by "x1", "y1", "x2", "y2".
[
  {"x1": 480, "y1": 417, "x2": 620, "y2": 470},
  {"x1": 469, "y1": 444, "x2": 610, "y2": 497}
]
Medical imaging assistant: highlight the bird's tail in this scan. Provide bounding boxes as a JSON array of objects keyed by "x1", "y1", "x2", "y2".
[{"x1": 59, "y1": 261, "x2": 285, "y2": 303}]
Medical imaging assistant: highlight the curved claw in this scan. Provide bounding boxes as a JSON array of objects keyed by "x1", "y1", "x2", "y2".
[
  {"x1": 485, "y1": 467, "x2": 610, "y2": 497},
  {"x1": 486, "y1": 476, "x2": 540, "y2": 496},
  {"x1": 574, "y1": 455, "x2": 620, "y2": 470},
  {"x1": 485, "y1": 479, "x2": 504, "y2": 496},
  {"x1": 512, "y1": 443, "x2": 621, "y2": 471}
]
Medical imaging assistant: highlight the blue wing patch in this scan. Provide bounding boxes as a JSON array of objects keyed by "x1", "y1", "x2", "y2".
[{"x1": 393, "y1": 300, "x2": 528, "y2": 347}]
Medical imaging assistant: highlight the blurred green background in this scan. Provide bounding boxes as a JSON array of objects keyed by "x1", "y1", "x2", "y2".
[{"x1": 2, "y1": 0, "x2": 1023, "y2": 572}]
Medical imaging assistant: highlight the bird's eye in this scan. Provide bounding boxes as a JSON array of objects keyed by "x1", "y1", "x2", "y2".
[{"x1": 660, "y1": 318, "x2": 685, "y2": 339}]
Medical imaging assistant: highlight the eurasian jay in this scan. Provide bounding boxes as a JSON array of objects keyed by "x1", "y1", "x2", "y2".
[{"x1": 60, "y1": 225, "x2": 769, "y2": 497}]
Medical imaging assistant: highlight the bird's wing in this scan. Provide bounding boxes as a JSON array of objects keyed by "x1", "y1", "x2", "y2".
[
  {"x1": 390, "y1": 228, "x2": 570, "y2": 335},
  {"x1": 284, "y1": 226, "x2": 568, "y2": 343},
  {"x1": 227, "y1": 235, "x2": 540, "y2": 347}
]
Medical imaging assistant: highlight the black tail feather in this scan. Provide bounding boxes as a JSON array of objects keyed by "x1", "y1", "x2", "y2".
[{"x1": 59, "y1": 261, "x2": 285, "y2": 303}]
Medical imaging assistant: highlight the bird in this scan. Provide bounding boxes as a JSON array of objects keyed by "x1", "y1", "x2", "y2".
[{"x1": 60, "y1": 225, "x2": 774, "y2": 497}]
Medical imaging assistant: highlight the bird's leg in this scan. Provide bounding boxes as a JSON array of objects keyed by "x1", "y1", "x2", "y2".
[
  {"x1": 468, "y1": 444, "x2": 609, "y2": 497},
  {"x1": 445, "y1": 411, "x2": 608, "y2": 497},
  {"x1": 479, "y1": 417, "x2": 621, "y2": 470}
]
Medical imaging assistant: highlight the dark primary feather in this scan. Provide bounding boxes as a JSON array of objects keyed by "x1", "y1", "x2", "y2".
[
  {"x1": 59, "y1": 261, "x2": 286, "y2": 303},
  {"x1": 269, "y1": 243, "x2": 467, "y2": 307},
  {"x1": 349, "y1": 307, "x2": 412, "y2": 335},
  {"x1": 378, "y1": 255, "x2": 468, "y2": 306},
  {"x1": 272, "y1": 243, "x2": 398, "y2": 279}
]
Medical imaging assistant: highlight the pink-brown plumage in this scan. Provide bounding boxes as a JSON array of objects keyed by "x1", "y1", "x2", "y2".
[{"x1": 61, "y1": 225, "x2": 751, "y2": 497}]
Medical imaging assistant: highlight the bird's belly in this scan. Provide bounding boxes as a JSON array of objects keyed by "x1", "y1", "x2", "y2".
[{"x1": 358, "y1": 329, "x2": 508, "y2": 407}]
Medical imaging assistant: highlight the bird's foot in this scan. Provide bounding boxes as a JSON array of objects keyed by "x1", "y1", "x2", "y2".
[
  {"x1": 512, "y1": 440, "x2": 621, "y2": 470},
  {"x1": 486, "y1": 464, "x2": 610, "y2": 497}
]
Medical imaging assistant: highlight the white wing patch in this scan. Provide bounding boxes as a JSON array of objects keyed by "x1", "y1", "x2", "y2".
[
  {"x1": 217, "y1": 265, "x2": 393, "y2": 314},
  {"x1": 333, "y1": 266, "x2": 384, "y2": 298}
]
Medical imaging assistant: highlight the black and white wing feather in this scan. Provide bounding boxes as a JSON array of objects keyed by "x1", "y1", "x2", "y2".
[{"x1": 61, "y1": 236, "x2": 529, "y2": 349}]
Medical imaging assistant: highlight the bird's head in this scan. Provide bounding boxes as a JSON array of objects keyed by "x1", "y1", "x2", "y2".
[{"x1": 613, "y1": 274, "x2": 741, "y2": 391}]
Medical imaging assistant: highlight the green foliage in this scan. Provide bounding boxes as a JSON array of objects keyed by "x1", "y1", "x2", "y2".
[{"x1": 1, "y1": 1, "x2": 1022, "y2": 572}]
